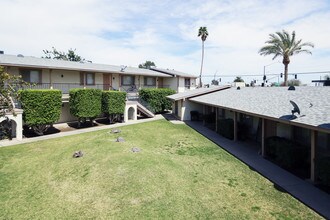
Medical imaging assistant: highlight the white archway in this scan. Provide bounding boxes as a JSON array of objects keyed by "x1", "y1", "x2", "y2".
[
  {"x1": 0, "y1": 109, "x2": 23, "y2": 140},
  {"x1": 124, "y1": 102, "x2": 137, "y2": 122},
  {"x1": 128, "y1": 107, "x2": 135, "y2": 120}
]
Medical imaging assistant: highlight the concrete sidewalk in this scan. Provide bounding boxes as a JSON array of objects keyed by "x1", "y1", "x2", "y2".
[
  {"x1": 0, "y1": 115, "x2": 164, "y2": 147},
  {"x1": 186, "y1": 120, "x2": 330, "y2": 219}
]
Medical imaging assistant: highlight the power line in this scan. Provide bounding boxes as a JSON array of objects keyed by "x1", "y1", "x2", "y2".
[{"x1": 202, "y1": 71, "x2": 330, "y2": 78}]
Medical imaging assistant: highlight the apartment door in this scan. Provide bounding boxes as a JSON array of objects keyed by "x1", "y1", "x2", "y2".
[
  {"x1": 158, "y1": 77, "x2": 163, "y2": 88},
  {"x1": 103, "y1": 74, "x2": 112, "y2": 90}
]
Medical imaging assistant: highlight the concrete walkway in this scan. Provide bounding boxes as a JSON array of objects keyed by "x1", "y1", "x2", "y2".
[
  {"x1": 0, "y1": 115, "x2": 164, "y2": 147},
  {"x1": 186, "y1": 120, "x2": 330, "y2": 219}
]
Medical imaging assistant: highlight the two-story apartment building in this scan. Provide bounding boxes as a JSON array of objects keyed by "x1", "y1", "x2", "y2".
[
  {"x1": 0, "y1": 53, "x2": 197, "y2": 124},
  {"x1": 0, "y1": 54, "x2": 196, "y2": 93}
]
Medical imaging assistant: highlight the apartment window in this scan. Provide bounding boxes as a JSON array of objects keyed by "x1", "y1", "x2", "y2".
[
  {"x1": 144, "y1": 77, "x2": 156, "y2": 86},
  {"x1": 121, "y1": 75, "x2": 135, "y2": 86},
  {"x1": 86, "y1": 73, "x2": 95, "y2": 85},
  {"x1": 20, "y1": 69, "x2": 41, "y2": 83},
  {"x1": 185, "y1": 78, "x2": 190, "y2": 88},
  {"x1": 80, "y1": 72, "x2": 95, "y2": 85}
]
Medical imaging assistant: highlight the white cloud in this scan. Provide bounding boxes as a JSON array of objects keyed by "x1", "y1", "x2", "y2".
[{"x1": 1, "y1": 0, "x2": 330, "y2": 84}]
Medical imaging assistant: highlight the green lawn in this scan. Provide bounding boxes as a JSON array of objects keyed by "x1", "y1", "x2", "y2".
[{"x1": 0, "y1": 120, "x2": 322, "y2": 219}]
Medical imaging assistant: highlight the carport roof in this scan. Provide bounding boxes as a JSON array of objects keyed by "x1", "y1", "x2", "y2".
[
  {"x1": 190, "y1": 86, "x2": 330, "y2": 132},
  {"x1": 150, "y1": 67, "x2": 197, "y2": 78},
  {"x1": 0, "y1": 54, "x2": 171, "y2": 77},
  {"x1": 167, "y1": 85, "x2": 231, "y2": 101}
]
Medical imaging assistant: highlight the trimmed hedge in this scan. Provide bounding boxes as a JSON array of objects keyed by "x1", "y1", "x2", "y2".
[
  {"x1": 102, "y1": 91, "x2": 126, "y2": 122},
  {"x1": 139, "y1": 88, "x2": 175, "y2": 113},
  {"x1": 69, "y1": 88, "x2": 102, "y2": 124},
  {"x1": 217, "y1": 118, "x2": 234, "y2": 140},
  {"x1": 19, "y1": 89, "x2": 62, "y2": 135}
]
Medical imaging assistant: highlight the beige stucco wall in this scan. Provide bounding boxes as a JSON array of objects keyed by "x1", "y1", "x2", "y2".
[
  {"x1": 181, "y1": 100, "x2": 203, "y2": 121},
  {"x1": 95, "y1": 73, "x2": 103, "y2": 84},
  {"x1": 163, "y1": 77, "x2": 178, "y2": 92},
  {"x1": 57, "y1": 102, "x2": 77, "y2": 123},
  {"x1": 51, "y1": 69, "x2": 73, "y2": 84},
  {"x1": 6, "y1": 66, "x2": 20, "y2": 76},
  {"x1": 177, "y1": 78, "x2": 185, "y2": 93}
]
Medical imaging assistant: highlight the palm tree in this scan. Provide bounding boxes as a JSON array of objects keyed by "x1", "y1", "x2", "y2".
[
  {"x1": 259, "y1": 30, "x2": 314, "y2": 86},
  {"x1": 198, "y1": 26, "x2": 208, "y2": 87}
]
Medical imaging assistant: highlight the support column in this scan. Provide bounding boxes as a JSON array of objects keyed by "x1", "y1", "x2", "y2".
[
  {"x1": 49, "y1": 69, "x2": 53, "y2": 89},
  {"x1": 311, "y1": 130, "x2": 316, "y2": 182},
  {"x1": 180, "y1": 100, "x2": 184, "y2": 120},
  {"x1": 119, "y1": 75, "x2": 121, "y2": 91},
  {"x1": 261, "y1": 118, "x2": 265, "y2": 157},
  {"x1": 233, "y1": 112, "x2": 237, "y2": 141},
  {"x1": 215, "y1": 108, "x2": 218, "y2": 132},
  {"x1": 203, "y1": 105, "x2": 205, "y2": 126}
]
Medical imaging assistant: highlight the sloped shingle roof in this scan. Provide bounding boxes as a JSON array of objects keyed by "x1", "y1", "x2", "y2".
[
  {"x1": 190, "y1": 86, "x2": 330, "y2": 132},
  {"x1": 167, "y1": 85, "x2": 231, "y2": 101},
  {"x1": 0, "y1": 54, "x2": 171, "y2": 77},
  {"x1": 150, "y1": 67, "x2": 197, "y2": 78}
]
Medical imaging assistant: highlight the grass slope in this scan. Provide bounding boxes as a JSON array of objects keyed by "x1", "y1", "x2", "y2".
[{"x1": 0, "y1": 120, "x2": 322, "y2": 219}]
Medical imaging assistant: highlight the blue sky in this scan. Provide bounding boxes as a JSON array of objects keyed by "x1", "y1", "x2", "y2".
[{"x1": 1, "y1": 0, "x2": 330, "y2": 85}]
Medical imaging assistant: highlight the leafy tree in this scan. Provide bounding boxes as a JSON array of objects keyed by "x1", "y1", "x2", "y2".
[
  {"x1": 233, "y1": 76, "x2": 244, "y2": 82},
  {"x1": 287, "y1": 79, "x2": 301, "y2": 86},
  {"x1": 0, "y1": 66, "x2": 28, "y2": 117},
  {"x1": 198, "y1": 26, "x2": 208, "y2": 87},
  {"x1": 259, "y1": 30, "x2": 314, "y2": 86},
  {"x1": 42, "y1": 47, "x2": 86, "y2": 62},
  {"x1": 138, "y1": 61, "x2": 156, "y2": 69}
]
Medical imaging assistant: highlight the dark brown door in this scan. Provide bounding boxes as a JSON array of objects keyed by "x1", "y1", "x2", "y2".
[{"x1": 103, "y1": 74, "x2": 112, "y2": 90}]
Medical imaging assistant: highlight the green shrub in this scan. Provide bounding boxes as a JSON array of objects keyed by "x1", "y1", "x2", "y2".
[
  {"x1": 217, "y1": 118, "x2": 234, "y2": 140},
  {"x1": 102, "y1": 91, "x2": 126, "y2": 122},
  {"x1": 316, "y1": 157, "x2": 330, "y2": 187},
  {"x1": 139, "y1": 88, "x2": 176, "y2": 113},
  {"x1": 69, "y1": 88, "x2": 102, "y2": 126},
  {"x1": 19, "y1": 89, "x2": 62, "y2": 135}
]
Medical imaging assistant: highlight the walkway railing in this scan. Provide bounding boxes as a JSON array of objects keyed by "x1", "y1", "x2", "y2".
[{"x1": 19, "y1": 83, "x2": 114, "y2": 94}]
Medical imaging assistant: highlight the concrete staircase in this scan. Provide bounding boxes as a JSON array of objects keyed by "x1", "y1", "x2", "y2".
[{"x1": 136, "y1": 102, "x2": 155, "y2": 118}]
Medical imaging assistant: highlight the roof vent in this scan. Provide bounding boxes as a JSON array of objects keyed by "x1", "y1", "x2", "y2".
[
  {"x1": 17, "y1": 54, "x2": 24, "y2": 58},
  {"x1": 288, "y1": 85, "x2": 295, "y2": 90}
]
